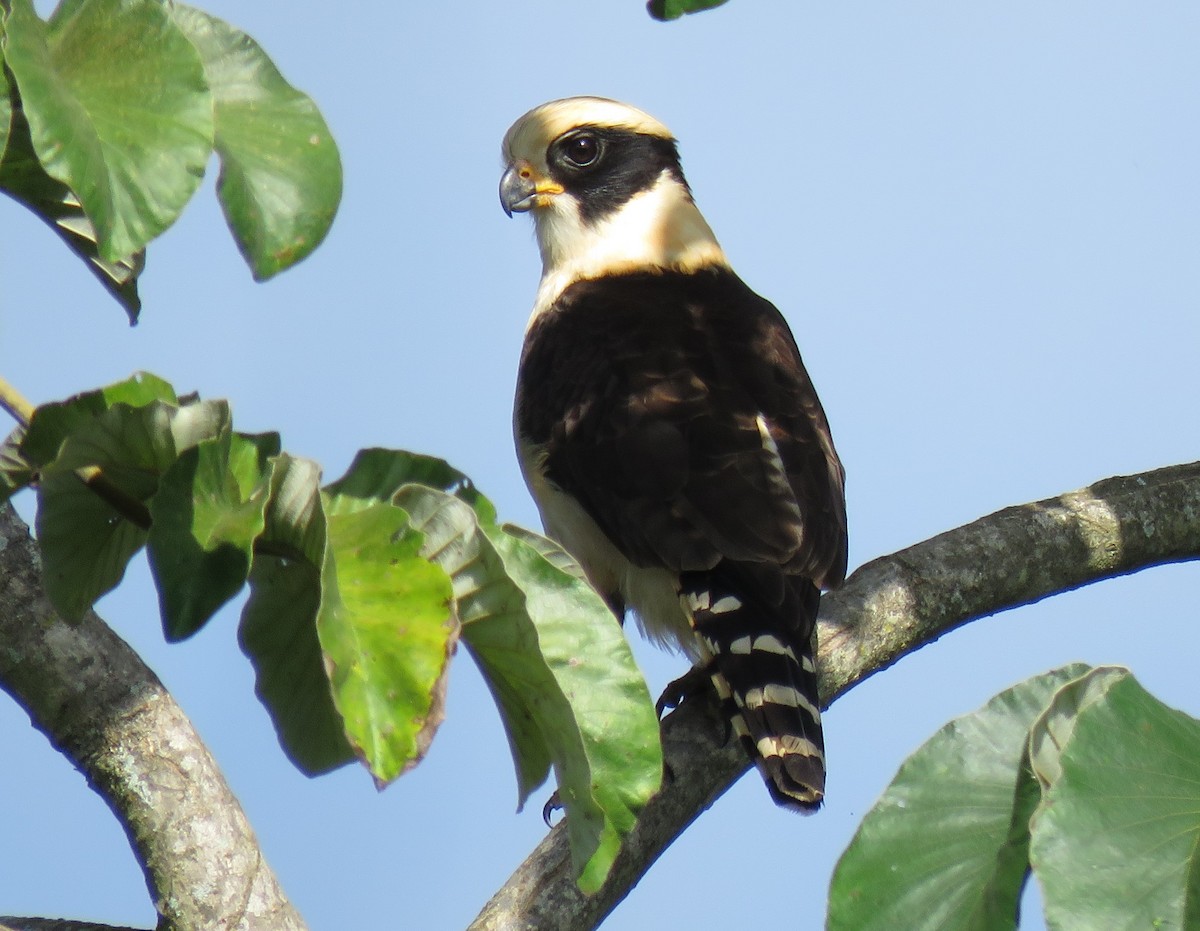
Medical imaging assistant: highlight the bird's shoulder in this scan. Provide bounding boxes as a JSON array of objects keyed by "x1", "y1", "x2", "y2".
[
  {"x1": 518, "y1": 266, "x2": 821, "y2": 437},
  {"x1": 516, "y1": 266, "x2": 846, "y2": 584}
]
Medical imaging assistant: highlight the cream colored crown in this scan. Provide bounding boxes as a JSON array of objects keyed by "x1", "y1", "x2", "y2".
[{"x1": 502, "y1": 96, "x2": 673, "y2": 165}]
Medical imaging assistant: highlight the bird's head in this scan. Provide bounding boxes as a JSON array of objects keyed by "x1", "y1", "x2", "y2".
[{"x1": 500, "y1": 97, "x2": 727, "y2": 300}]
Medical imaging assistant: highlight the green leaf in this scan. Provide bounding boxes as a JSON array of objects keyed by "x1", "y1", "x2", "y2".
[
  {"x1": 1027, "y1": 665, "x2": 1129, "y2": 791},
  {"x1": 501, "y1": 521, "x2": 588, "y2": 579},
  {"x1": 0, "y1": 58, "x2": 12, "y2": 164},
  {"x1": 828, "y1": 664, "x2": 1090, "y2": 931},
  {"x1": 244, "y1": 449, "x2": 484, "y2": 783},
  {"x1": 1031, "y1": 672, "x2": 1200, "y2": 930},
  {"x1": 238, "y1": 453, "x2": 355, "y2": 772},
  {"x1": 398, "y1": 485, "x2": 661, "y2": 893},
  {"x1": 0, "y1": 426, "x2": 35, "y2": 501},
  {"x1": 21, "y1": 371, "x2": 176, "y2": 467},
  {"x1": 398, "y1": 486, "x2": 552, "y2": 800},
  {"x1": 169, "y1": 4, "x2": 342, "y2": 280},
  {"x1": 320, "y1": 497, "x2": 456, "y2": 786},
  {"x1": 147, "y1": 429, "x2": 279, "y2": 640},
  {"x1": 34, "y1": 398, "x2": 228, "y2": 620},
  {"x1": 324, "y1": 447, "x2": 496, "y2": 525},
  {"x1": 3, "y1": 0, "x2": 213, "y2": 260},
  {"x1": 49, "y1": 398, "x2": 228, "y2": 478},
  {"x1": 0, "y1": 95, "x2": 143, "y2": 320},
  {"x1": 36, "y1": 464, "x2": 148, "y2": 622},
  {"x1": 239, "y1": 453, "x2": 355, "y2": 775},
  {"x1": 486, "y1": 526, "x2": 662, "y2": 892},
  {"x1": 647, "y1": 0, "x2": 730, "y2": 21}
]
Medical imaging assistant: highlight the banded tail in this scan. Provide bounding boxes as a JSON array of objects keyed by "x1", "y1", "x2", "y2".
[{"x1": 681, "y1": 566, "x2": 825, "y2": 811}]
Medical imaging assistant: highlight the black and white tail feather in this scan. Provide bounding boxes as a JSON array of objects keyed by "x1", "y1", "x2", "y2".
[{"x1": 683, "y1": 567, "x2": 824, "y2": 810}]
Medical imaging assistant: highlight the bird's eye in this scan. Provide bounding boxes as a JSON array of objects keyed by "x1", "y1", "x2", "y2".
[{"x1": 561, "y1": 132, "x2": 602, "y2": 168}]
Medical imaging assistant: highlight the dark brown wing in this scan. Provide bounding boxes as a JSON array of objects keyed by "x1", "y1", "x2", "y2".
[{"x1": 515, "y1": 266, "x2": 847, "y2": 589}]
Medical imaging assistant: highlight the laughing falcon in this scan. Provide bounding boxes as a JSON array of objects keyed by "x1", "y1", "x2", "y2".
[{"x1": 500, "y1": 97, "x2": 847, "y2": 811}]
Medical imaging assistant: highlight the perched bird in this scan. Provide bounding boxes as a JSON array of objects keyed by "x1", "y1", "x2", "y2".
[{"x1": 500, "y1": 97, "x2": 847, "y2": 810}]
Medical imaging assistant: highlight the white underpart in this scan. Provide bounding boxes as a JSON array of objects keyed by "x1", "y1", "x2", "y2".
[
  {"x1": 517, "y1": 437, "x2": 699, "y2": 659},
  {"x1": 528, "y1": 171, "x2": 728, "y2": 326}
]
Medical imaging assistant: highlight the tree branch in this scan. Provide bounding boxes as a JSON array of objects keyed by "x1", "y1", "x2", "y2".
[
  {"x1": 0, "y1": 374, "x2": 36, "y2": 424},
  {"x1": 0, "y1": 921, "x2": 142, "y2": 931},
  {"x1": 0, "y1": 502, "x2": 307, "y2": 931},
  {"x1": 470, "y1": 461, "x2": 1200, "y2": 930}
]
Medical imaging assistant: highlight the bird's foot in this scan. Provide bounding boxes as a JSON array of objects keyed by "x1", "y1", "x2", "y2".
[
  {"x1": 655, "y1": 665, "x2": 712, "y2": 718},
  {"x1": 657, "y1": 665, "x2": 735, "y2": 745},
  {"x1": 542, "y1": 791, "x2": 563, "y2": 827}
]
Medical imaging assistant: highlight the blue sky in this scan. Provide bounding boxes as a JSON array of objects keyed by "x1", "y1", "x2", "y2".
[{"x1": 2, "y1": 1, "x2": 1199, "y2": 928}]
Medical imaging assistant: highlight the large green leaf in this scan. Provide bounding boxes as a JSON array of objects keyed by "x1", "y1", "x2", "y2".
[
  {"x1": 321, "y1": 450, "x2": 460, "y2": 784},
  {"x1": 485, "y1": 525, "x2": 662, "y2": 893},
  {"x1": 169, "y1": 4, "x2": 342, "y2": 280},
  {"x1": 35, "y1": 398, "x2": 228, "y2": 620},
  {"x1": 3, "y1": 0, "x2": 213, "y2": 261},
  {"x1": 398, "y1": 485, "x2": 662, "y2": 893},
  {"x1": 397, "y1": 486, "x2": 552, "y2": 801},
  {"x1": 828, "y1": 665, "x2": 1090, "y2": 931},
  {"x1": 48, "y1": 398, "x2": 227, "y2": 482},
  {"x1": 147, "y1": 429, "x2": 279, "y2": 640},
  {"x1": 1027, "y1": 665, "x2": 1129, "y2": 791},
  {"x1": 37, "y1": 399, "x2": 227, "y2": 612},
  {"x1": 20, "y1": 371, "x2": 176, "y2": 467},
  {"x1": 324, "y1": 447, "x2": 496, "y2": 524},
  {"x1": 239, "y1": 453, "x2": 355, "y2": 775},
  {"x1": 1031, "y1": 672, "x2": 1200, "y2": 930},
  {"x1": 36, "y1": 466, "x2": 148, "y2": 622},
  {"x1": 0, "y1": 96, "x2": 143, "y2": 320},
  {"x1": 319, "y1": 446, "x2": 506, "y2": 782},
  {"x1": 320, "y1": 498, "x2": 456, "y2": 785},
  {"x1": 242, "y1": 448, "x2": 483, "y2": 782}
]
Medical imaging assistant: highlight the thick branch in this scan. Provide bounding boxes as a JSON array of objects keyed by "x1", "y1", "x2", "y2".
[
  {"x1": 0, "y1": 922, "x2": 141, "y2": 931},
  {"x1": 471, "y1": 461, "x2": 1200, "y2": 930},
  {"x1": 0, "y1": 503, "x2": 307, "y2": 931}
]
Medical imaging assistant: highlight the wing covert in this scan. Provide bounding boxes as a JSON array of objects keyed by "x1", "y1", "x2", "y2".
[{"x1": 515, "y1": 267, "x2": 847, "y2": 589}]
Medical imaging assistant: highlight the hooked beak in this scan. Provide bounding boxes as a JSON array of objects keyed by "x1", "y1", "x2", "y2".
[
  {"x1": 499, "y1": 162, "x2": 562, "y2": 217},
  {"x1": 499, "y1": 164, "x2": 538, "y2": 217}
]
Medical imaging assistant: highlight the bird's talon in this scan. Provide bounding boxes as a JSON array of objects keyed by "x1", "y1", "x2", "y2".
[
  {"x1": 656, "y1": 665, "x2": 712, "y2": 718},
  {"x1": 542, "y1": 791, "x2": 564, "y2": 827}
]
